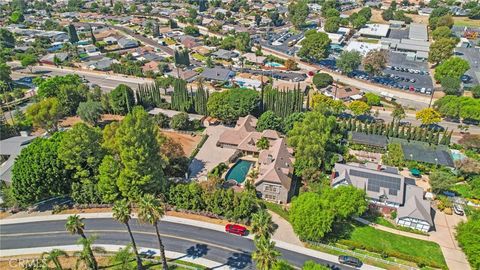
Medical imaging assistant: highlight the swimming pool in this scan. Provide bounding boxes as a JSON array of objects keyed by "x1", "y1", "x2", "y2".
[
  {"x1": 225, "y1": 160, "x2": 254, "y2": 184},
  {"x1": 265, "y1": 62, "x2": 284, "y2": 67}
]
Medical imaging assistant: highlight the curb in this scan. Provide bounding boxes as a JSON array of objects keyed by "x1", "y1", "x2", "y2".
[{"x1": 0, "y1": 244, "x2": 230, "y2": 269}]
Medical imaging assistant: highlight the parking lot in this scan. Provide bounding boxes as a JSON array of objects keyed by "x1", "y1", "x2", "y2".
[
  {"x1": 258, "y1": 30, "x2": 303, "y2": 56},
  {"x1": 319, "y1": 51, "x2": 434, "y2": 96}
]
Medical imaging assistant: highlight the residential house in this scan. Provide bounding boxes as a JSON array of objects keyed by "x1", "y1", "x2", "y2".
[
  {"x1": 217, "y1": 115, "x2": 295, "y2": 203},
  {"x1": 0, "y1": 134, "x2": 37, "y2": 184},
  {"x1": 142, "y1": 61, "x2": 160, "y2": 73},
  {"x1": 85, "y1": 57, "x2": 116, "y2": 71},
  {"x1": 322, "y1": 84, "x2": 362, "y2": 101},
  {"x1": 118, "y1": 37, "x2": 139, "y2": 49},
  {"x1": 39, "y1": 53, "x2": 69, "y2": 65},
  {"x1": 212, "y1": 49, "x2": 239, "y2": 60},
  {"x1": 200, "y1": 67, "x2": 235, "y2": 82},
  {"x1": 332, "y1": 162, "x2": 433, "y2": 232},
  {"x1": 243, "y1": 52, "x2": 266, "y2": 65}
]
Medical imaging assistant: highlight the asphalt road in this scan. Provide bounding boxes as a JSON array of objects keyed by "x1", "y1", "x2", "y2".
[{"x1": 0, "y1": 218, "x2": 354, "y2": 270}]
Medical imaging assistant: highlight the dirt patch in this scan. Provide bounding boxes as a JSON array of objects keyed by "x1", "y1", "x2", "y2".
[
  {"x1": 0, "y1": 255, "x2": 111, "y2": 270},
  {"x1": 161, "y1": 130, "x2": 202, "y2": 156},
  {"x1": 0, "y1": 211, "x2": 12, "y2": 219},
  {"x1": 59, "y1": 114, "x2": 124, "y2": 128},
  {"x1": 58, "y1": 207, "x2": 114, "y2": 215}
]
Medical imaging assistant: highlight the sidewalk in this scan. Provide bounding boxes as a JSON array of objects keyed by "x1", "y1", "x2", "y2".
[
  {"x1": 0, "y1": 244, "x2": 230, "y2": 270},
  {"x1": 0, "y1": 213, "x2": 381, "y2": 270}
]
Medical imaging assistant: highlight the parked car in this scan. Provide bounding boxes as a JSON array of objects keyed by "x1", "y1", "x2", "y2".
[
  {"x1": 338, "y1": 255, "x2": 362, "y2": 267},
  {"x1": 225, "y1": 224, "x2": 247, "y2": 236},
  {"x1": 453, "y1": 204, "x2": 464, "y2": 216},
  {"x1": 139, "y1": 249, "x2": 156, "y2": 258}
]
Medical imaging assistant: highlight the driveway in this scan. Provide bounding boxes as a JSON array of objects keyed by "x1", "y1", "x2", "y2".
[
  {"x1": 188, "y1": 125, "x2": 237, "y2": 180},
  {"x1": 429, "y1": 211, "x2": 470, "y2": 270}
]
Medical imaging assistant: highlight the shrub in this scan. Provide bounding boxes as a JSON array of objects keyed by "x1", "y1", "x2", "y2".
[{"x1": 312, "y1": 73, "x2": 333, "y2": 89}]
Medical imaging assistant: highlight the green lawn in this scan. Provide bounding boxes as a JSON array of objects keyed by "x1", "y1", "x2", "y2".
[
  {"x1": 453, "y1": 17, "x2": 480, "y2": 27},
  {"x1": 339, "y1": 223, "x2": 446, "y2": 268},
  {"x1": 265, "y1": 201, "x2": 289, "y2": 222},
  {"x1": 192, "y1": 53, "x2": 206, "y2": 61}
]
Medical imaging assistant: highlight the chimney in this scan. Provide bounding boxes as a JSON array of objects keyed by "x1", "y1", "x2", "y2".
[{"x1": 377, "y1": 164, "x2": 382, "y2": 171}]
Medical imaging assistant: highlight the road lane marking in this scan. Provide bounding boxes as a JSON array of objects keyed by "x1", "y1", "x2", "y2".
[{"x1": 0, "y1": 230, "x2": 241, "y2": 253}]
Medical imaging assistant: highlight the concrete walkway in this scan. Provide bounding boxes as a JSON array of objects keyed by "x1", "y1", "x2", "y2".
[
  {"x1": 0, "y1": 244, "x2": 231, "y2": 270},
  {"x1": 0, "y1": 213, "x2": 382, "y2": 270},
  {"x1": 355, "y1": 216, "x2": 471, "y2": 270},
  {"x1": 269, "y1": 211, "x2": 303, "y2": 247}
]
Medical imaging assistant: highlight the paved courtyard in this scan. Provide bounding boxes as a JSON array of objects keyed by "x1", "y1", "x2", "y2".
[{"x1": 188, "y1": 125, "x2": 237, "y2": 181}]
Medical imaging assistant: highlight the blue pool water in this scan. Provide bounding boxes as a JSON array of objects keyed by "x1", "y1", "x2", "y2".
[
  {"x1": 225, "y1": 160, "x2": 254, "y2": 184},
  {"x1": 265, "y1": 62, "x2": 283, "y2": 67}
]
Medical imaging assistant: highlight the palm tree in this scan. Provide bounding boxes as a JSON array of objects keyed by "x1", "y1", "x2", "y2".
[
  {"x1": 75, "y1": 236, "x2": 105, "y2": 270},
  {"x1": 110, "y1": 244, "x2": 135, "y2": 270},
  {"x1": 137, "y1": 194, "x2": 168, "y2": 270},
  {"x1": 112, "y1": 199, "x2": 143, "y2": 270},
  {"x1": 252, "y1": 237, "x2": 280, "y2": 270},
  {"x1": 41, "y1": 249, "x2": 68, "y2": 270},
  {"x1": 65, "y1": 215, "x2": 98, "y2": 270},
  {"x1": 251, "y1": 210, "x2": 276, "y2": 240}
]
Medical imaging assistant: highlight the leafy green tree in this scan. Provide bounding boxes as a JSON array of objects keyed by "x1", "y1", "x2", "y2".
[
  {"x1": 109, "y1": 84, "x2": 135, "y2": 115},
  {"x1": 35, "y1": 74, "x2": 83, "y2": 98},
  {"x1": 282, "y1": 112, "x2": 304, "y2": 133},
  {"x1": 58, "y1": 123, "x2": 105, "y2": 204},
  {"x1": 77, "y1": 100, "x2": 103, "y2": 125},
  {"x1": 113, "y1": 200, "x2": 143, "y2": 270},
  {"x1": 336, "y1": 51, "x2": 362, "y2": 74},
  {"x1": 256, "y1": 137, "x2": 270, "y2": 150},
  {"x1": 0, "y1": 62, "x2": 12, "y2": 85},
  {"x1": 434, "y1": 57, "x2": 470, "y2": 81},
  {"x1": 382, "y1": 143, "x2": 404, "y2": 166},
  {"x1": 290, "y1": 192, "x2": 335, "y2": 240},
  {"x1": 20, "y1": 53, "x2": 38, "y2": 73},
  {"x1": 184, "y1": 25, "x2": 200, "y2": 37},
  {"x1": 207, "y1": 88, "x2": 260, "y2": 123},
  {"x1": 349, "y1": 100, "x2": 371, "y2": 116},
  {"x1": 97, "y1": 155, "x2": 121, "y2": 203},
  {"x1": 257, "y1": 111, "x2": 283, "y2": 132},
  {"x1": 352, "y1": 15, "x2": 368, "y2": 29},
  {"x1": 362, "y1": 49, "x2": 388, "y2": 75},
  {"x1": 312, "y1": 73, "x2": 333, "y2": 89},
  {"x1": 170, "y1": 112, "x2": 191, "y2": 130},
  {"x1": 391, "y1": 105, "x2": 406, "y2": 123},
  {"x1": 429, "y1": 171, "x2": 456, "y2": 193},
  {"x1": 432, "y1": 26, "x2": 452, "y2": 40},
  {"x1": 65, "y1": 215, "x2": 98, "y2": 270},
  {"x1": 25, "y1": 97, "x2": 63, "y2": 132},
  {"x1": 108, "y1": 107, "x2": 166, "y2": 199},
  {"x1": 137, "y1": 194, "x2": 168, "y2": 270},
  {"x1": 456, "y1": 211, "x2": 480, "y2": 269},
  {"x1": 288, "y1": 0, "x2": 309, "y2": 29},
  {"x1": 428, "y1": 38, "x2": 457, "y2": 65},
  {"x1": 288, "y1": 111, "x2": 342, "y2": 174},
  {"x1": 298, "y1": 30, "x2": 331, "y2": 61},
  {"x1": 364, "y1": 93, "x2": 381, "y2": 106},
  {"x1": 416, "y1": 108, "x2": 442, "y2": 125},
  {"x1": 0, "y1": 28, "x2": 15, "y2": 48},
  {"x1": 440, "y1": 76, "x2": 461, "y2": 96},
  {"x1": 252, "y1": 237, "x2": 281, "y2": 270},
  {"x1": 9, "y1": 10, "x2": 24, "y2": 23},
  {"x1": 290, "y1": 187, "x2": 367, "y2": 241},
  {"x1": 324, "y1": 17, "x2": 340, "y2": 33},
  {"x1": 251, "y1": 210, "x2": 276, "y2": 240}
]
